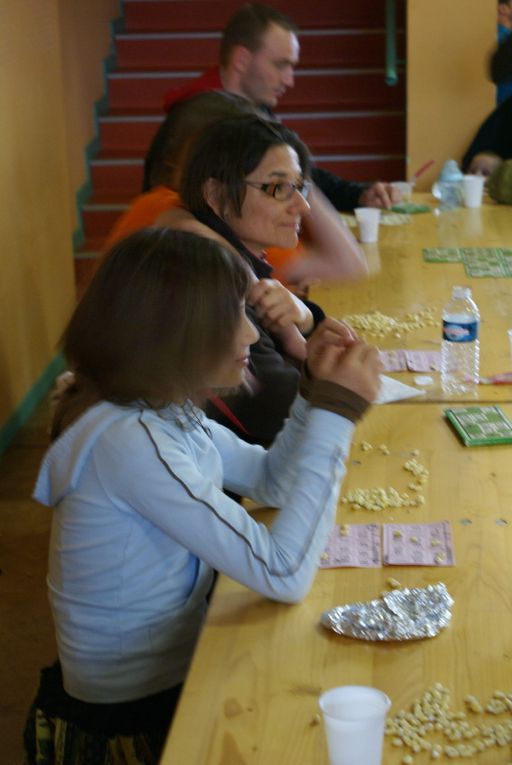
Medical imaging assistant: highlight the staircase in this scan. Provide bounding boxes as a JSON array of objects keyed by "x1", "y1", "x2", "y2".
[{"x1": 76, "y1": 0, "x2": 406, "y2": 284}]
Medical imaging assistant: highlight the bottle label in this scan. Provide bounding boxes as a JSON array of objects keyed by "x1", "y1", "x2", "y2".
[{"x1": 442, "y1": 319, "x2": 479, "y2": 342}]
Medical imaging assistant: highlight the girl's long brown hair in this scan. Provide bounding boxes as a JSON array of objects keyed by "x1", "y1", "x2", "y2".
[{"x1": 52, "y1": 228, "x2": 251, "y2": 438}]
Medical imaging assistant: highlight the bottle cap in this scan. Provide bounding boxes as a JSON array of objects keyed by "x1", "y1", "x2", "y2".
[
  {"x1": 452, "y1": 285, "x2": 471, "y2": 299},
  {"x1": 439, "y1": 160, "x2": 463, "y2": 183}
]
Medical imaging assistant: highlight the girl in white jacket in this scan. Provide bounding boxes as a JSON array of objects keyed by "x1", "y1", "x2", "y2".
[{"x1": 25, "y1": 228, "x2": 380, "y2": 765}]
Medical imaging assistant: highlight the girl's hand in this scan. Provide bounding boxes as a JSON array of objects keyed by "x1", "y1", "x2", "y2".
[
  {"x1": 249, "y1": 279, "x2": 313, "y2": 334},
  {"x1": 306, "y1": 318, "x2": 381, "y2": 402}
]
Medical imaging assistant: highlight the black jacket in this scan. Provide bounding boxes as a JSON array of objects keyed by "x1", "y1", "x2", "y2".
[{"x1": 199, "y1": 210, "x2": 325, "y2": 446}]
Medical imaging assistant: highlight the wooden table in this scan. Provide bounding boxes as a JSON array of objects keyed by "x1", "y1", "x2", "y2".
[
  {"x1": 161, "y1": 403, "x2": 512, "y2": 764},
  {"x1": 161, "y1": 197, "x2": 512, "y2": 764},
  {"x1": 312, "y1": 195, "x2": 512, "y2": 402}
]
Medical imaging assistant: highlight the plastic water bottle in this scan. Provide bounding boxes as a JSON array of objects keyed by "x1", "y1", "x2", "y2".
[
  {"x1": 440, "y1": 286, "x2": 480, "y2": 395},
  {"x1": 437, "y1": 160, "x2": 463, "y2": 211}
]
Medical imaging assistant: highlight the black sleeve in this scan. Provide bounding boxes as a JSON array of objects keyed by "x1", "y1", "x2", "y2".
[
  {"x1": 490, "y1": 34, "x2": 512, "y2": 84},
  {"x1": 205, "y1": 305, "x2": 300, "y2": 447},
  {"x1": 461, "y1": 97, "x2": 512, "y2": 170},
  {"x1": 311, "y1": 166, "x2": 369, "y2": 212},
  {"x1": 302, "y1": 299, "x2": 325, "y2": 335}
]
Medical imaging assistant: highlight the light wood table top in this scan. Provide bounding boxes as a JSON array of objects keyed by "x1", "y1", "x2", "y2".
[
  {"x1": 161, "y1": 403, "x2": 512, "y2": 765},
  {"x1": 311, "y1": 195, "x2": 512, "y2": 402}
]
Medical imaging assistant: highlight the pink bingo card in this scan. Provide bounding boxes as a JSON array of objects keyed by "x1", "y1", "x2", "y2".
[
  {"x1": 383, "y1": 521, "x2": 455, "y2": 566},
  {"x1": 319, "y1": 524, "x2": 382, "y2": 568}
]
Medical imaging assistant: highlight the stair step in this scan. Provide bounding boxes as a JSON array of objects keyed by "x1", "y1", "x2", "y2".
[
  {"x1": 319, "y1": 155, "x2": 405, "y2": 181},
  {"x1": 91, "y1": 158, "x2": 144, "y2": 196},
  {"x1": 283, "y1": 112, "x2": 405, "y2": 154},
  {"x1": 99, "y1": 116, "x2": 162, "y2": 153},
  {"x1": 98, "y1": 111, "x2": 405, "y2": 155},
  {"x1": 82, "y1": 204, "x2": 128, "y2": 237},
  {"x1": 107, "y1": 69, "x2": 406, "y2": 112},
  {"x1": 123, "y1": 0, "x2": 405, "y2": 33},
  {"x1": 114, "y1": 29, "x2": 405, "y2": 71},
  {"x1": 76, "y1": 239, "x2": 105, "y2": 255}
]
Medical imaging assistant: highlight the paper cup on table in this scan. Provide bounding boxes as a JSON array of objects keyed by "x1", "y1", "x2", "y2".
[
  {"x1": 462, "y1": 175, "x2": 485, "y2": 208},
  {"x1": 354, "y1": 207, "x2": 380, "y2": 243},
  {"x1": 391, "y1": 181, "x2": 412, "y2": 202},
  {"x1": 319, "y1": 685, "x2": 391, "y2": 765}
]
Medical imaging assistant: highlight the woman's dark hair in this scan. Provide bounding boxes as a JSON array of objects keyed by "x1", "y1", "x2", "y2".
[
  {"x1": 61, "y1": 228, "x2": 251, "y2": 408},
  {"x1": 180, "y1": 115, "x2": 311, "y2": 220},
  {"x1": 142, "y1": 91, "x2": 258, "y2": 191}
]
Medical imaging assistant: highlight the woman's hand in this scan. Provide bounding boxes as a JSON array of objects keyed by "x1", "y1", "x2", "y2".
[
  {"x1": 248, "y1": 279, "x2": 313, "y2": 334},
  {"x1": 306, "y1": 318, "x2": 381, "y2": 402},
  {"x1": 272, "y1": 324, "x2": 307, "y2": 362},
  {"x1": 358, "y1": 181, "x2": 402, "y2": 210}
]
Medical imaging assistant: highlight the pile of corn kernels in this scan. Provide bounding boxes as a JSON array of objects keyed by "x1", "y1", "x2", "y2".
[
  {"x1": 340, "y1": 445, "x2": 429, "y2": 512},
  {"x1": 341, "y1": 308, "x2": 436, "y2": 339},
  {"x1": 386, "y1": 683, "x2": 512, "y2": 761}
]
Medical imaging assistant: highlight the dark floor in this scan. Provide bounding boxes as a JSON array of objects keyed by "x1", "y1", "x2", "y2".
[
  {"x1": 0, "y1": 396, "x2": 56, "y2": 764},
  {"x1": 0, "y1": 261, "x2": 99, "y2": 763}
]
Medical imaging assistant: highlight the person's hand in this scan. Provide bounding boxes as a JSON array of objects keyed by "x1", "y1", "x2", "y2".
[
  {"x1": 273, "y1": 324, "x2": 307, "y2": 362},
  {"x1": 358, "y1": 182, "x2": 402, "y2": 210},
  {"x1": 249, "y1": 279, "x2": 313, "y2": 334},
  {"x1": 306, "y1": 318, "x2": 381, "y2": 402}
]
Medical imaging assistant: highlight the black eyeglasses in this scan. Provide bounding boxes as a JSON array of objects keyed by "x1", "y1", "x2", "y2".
[{"x1": 245, "y1": 180, "x2": 312, "y2": 202}]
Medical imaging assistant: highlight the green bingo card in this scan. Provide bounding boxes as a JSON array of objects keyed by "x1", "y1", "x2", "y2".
[
  {"x1": 423, "y1": 248, "x2": 463, "y2": 263},
  {"x1": 423, "y1": 247, "x2": 512, "y2": 277},
  {"x1": 461, "y1": 248, "x2": 512, "y2": 278},
  {"x1": 444, "y1": 405, "x2": 512, "y2": 446}
]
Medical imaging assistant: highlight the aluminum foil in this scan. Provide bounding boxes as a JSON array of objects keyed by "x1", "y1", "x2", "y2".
[{"x1": 321, "y1": 582, "x2": 453, "y2": 641}]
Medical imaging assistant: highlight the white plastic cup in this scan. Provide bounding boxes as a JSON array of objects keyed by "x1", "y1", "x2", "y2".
[
  {"x1": 462, "y1": 174, "x2": 485, "y2": 208},
  {"x1": 319, "y1": 685, "x2": 391, "y2": 765},
  {"x1": 354, "y1": 207, "x2": 380, "y2": 243},
  {"x1": 391, "y1": 181, "x2": 412, "y2": 202}
]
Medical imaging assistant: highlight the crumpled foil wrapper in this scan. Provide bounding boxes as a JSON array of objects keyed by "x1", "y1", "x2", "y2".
[{"x1": 321, "y1": 582, "x2": 453, "y2": 641}]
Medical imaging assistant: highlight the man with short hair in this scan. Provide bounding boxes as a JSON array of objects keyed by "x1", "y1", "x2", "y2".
[{"x1": 161, "y1": 3, "x2": 401, "y2": 211}]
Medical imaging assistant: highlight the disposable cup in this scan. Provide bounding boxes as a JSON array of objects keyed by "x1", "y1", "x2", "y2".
[
  {"x1": 508, "y1": 328, "x2": 512, "y2": 362},
  {"x1": 391, "y1": 181, "x2": 413, "y2": 202},
  {"x1": 462, "y1": 174, "x2": 485, "y2": 208},
  {"x1": 354, "y1": 207, "x2": 380, "y2": 243},
  {"x1": 319, "y1": 685, "x2": 391, "y2": 765}
]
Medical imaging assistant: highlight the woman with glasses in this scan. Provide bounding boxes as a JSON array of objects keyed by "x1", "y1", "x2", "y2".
[{"x1": 160, "y1": 115, "x2": 367, "y2": 445}]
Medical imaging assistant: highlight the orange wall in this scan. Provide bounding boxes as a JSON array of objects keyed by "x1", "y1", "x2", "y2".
[
  {"x1": 0, "y1": 0, "x2": 118, "y2": 438},
  {"x1": 0, "y1": 0, "x2": 75, "y2": 430},
  {"x1": 407, "y1": 0, "x2": 496, "y2": 191}
]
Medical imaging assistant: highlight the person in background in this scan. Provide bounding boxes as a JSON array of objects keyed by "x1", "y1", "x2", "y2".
[
  {"x1": 157, "y1": 115, "x2": 367, "y2": 445},
  {"x1": 158, "y1": 2, "x2": 402, "y2": 212},
  {"x1": 495, "y1": 0, "x2": 512, "y2": 104},
  {"x1": 461, "y1": 95, "x2": 512, "y2": 174},
  {"x1": 461, "y1": 2, "x2": 512, "y2": 173},
  {"x1": 24, "y1": 228, "x2": 380, "y2": 765}
]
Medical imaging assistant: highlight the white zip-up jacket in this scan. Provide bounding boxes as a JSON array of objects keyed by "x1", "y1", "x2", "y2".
[{"x1": 34, "y1": 394, "x2": 354, "y2": 702}]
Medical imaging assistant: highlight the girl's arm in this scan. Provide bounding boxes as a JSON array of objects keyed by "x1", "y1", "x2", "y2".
[{"x1": 109, "y1": 323, "x2": 379, "y2": 604}]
